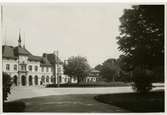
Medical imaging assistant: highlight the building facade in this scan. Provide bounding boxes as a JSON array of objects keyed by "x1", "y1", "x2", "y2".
[
  {"x1": 86, "y1": 69, "x2": 100, "y2": 83},
  {"x1": 2, "y1": 35, "x2": 69, "y2": 86}
]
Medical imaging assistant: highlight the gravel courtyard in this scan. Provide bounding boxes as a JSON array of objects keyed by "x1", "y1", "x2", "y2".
[
  {"x1": 8, "y1": 84, "x2": 163, "y2": 102},
  {"x1": 5, "y1": 85, "x2": 163, "y2": 112},
  {"x1": 8, "y1": 86, "x2": 133, "y2": 101}
]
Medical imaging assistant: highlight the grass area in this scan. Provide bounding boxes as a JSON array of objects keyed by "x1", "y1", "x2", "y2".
[
  {"x1": 46, "y1": 81, "x2": 131, "y2": 88},
  {"x1": 3, "y1": 101, "x2": 26, "y2": 112},
  {"x1": 95, "y1": 90, "x2": 164, "y2": 112}
]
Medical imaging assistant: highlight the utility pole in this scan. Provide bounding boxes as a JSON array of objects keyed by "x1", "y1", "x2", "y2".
[{"x1": 56, "y1": 50, "x2": 60, "y2": 87}]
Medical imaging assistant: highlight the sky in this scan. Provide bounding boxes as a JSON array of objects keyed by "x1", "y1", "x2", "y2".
[{"x1": 1, "y1": 3, "x2": 132, "y2": 67}]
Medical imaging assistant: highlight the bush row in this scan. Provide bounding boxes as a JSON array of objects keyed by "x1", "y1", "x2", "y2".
[{"x1": 45, "y1": 81, "x2": 131, "y2": 88}]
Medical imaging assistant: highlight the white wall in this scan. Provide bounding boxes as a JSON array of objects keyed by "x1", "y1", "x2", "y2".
[{"x1": 2, "y1": 58, "x2": 18, "y2": 78}]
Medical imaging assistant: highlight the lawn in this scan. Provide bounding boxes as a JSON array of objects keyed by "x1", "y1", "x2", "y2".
[
  {"x1": 3, "y1": 94, "x2": 128, "y2": 112},
  {"x1": 95, "y1": 90, "x2": 164, "y2": 112}
]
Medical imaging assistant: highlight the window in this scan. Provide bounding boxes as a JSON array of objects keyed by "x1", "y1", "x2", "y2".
[
  {"x1": 35, "y1": 66, "x2": 38, "y2": 72},
  {"x1": 21, "y1": 65, "x2": 26, "y2": 71},
  {"x1": 46, "y1": 76, "x2": 49, "y2": 82},
  {"x1": 51, "y1": 76, "x2": 54, "y2": 83},
  {"x1": 41, "y1": 76, "x2": 45, "y2": 83},
  {"x1": 6, "y1": 64, "x2": 10, "y2": 70},
  {"x1": 14, "y1": 64, "x2": 17, "y2": 71},
  {"x1": 46, "y1": 67, "x2": 49, "y2": 72},
  {"x1": 29, "y1": 65, "x2": 32, "y2": 71},
  {"x1": 41, "y1": 67, "x2": 44, "y2": 72},
  {"x1": 59, "y1": 76, "x2": 62, "y2": 83}
]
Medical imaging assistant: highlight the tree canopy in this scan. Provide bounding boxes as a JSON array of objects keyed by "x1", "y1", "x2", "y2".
[
  {"x1": 64, "y1": 56, "x2": 91, "y2": 84},
  {"x1": 117, "y1": 5, "x2": 164, "y2": 68},
  {"x1": 3, "y1": 72, "x2": 12, "y2": 102},
  {"x1": 95, "y1": 58, "x2": 120, "y2": 82}
]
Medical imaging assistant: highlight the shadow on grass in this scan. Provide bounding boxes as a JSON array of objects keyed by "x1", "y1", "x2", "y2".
[
  {"x1": 95, "y1": 90, "x2": 164, "y2": 112},
  {"x1": 3, "y1": 101, "x2": 26, "y2": 112}
]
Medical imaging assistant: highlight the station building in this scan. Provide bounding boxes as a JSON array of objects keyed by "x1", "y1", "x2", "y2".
[{"x1": 2, "y1": 35, "x2": 70, "y2": 86}]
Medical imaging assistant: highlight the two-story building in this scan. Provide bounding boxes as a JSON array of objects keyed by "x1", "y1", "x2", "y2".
[{"x1": 2, "y1": 35, "x2": 69, "y2": 86}]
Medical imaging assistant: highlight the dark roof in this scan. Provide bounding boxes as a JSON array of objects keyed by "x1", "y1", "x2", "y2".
[
  {"x1": 40, "y1": 56, "x2": 52, "y2": 66},
  {"x1": 2, "y1": 45, "x2": 63, "y2": 66},
  {"x1": 14, "y1": 46, "x2": 31, "y2": 56},
  {"x1": 2, "y1": 45, "x2": 41, "y2": 62},
  {"x1": 2, "y1": 45, "x2": 17, "y2": 59},
  {"x1": 28, "y1": 55, "x2": 42, "y2": 61},
  {"x1": 44, "y1": 53, "x2": 63, "y2": 65},
  {"x1": 90, "y1": 69, "x2": 100, "y2": 73}
]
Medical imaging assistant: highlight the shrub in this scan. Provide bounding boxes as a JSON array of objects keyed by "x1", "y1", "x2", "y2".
[
  {"x1": 132, "y1": 67, "x2": 153, "y2": 93},
  {"x1": 45, "y1": 81, "x2": 130, "y2": 88},
  {"x1": 3, "y1": 72, "x2": 12, "y2": 102}
]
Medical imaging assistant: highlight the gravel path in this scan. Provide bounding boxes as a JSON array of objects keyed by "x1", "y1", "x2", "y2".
[{"x1": 8, "y1": 85, "x2": 163, "y2": 102}]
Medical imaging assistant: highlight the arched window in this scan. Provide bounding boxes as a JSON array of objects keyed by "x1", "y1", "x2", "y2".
[
  {"x1": 35, "y1": 75, "x2": 38, "y2": 85},
  {"x1": 51, "y1": 76, "x2": 54, "y2": 83},
  {"x1": 41, "y1": 75, "x2": 45, "y2": 83},
  {"x1": 46, "y1": 76, "x2": 49, "y2": 82},
  {"x1": 29, "y1": 75, "x2": 33, "y2": 86}
]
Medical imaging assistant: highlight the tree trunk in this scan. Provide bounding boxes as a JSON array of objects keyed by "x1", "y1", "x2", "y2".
[{"x1": 77, "y1": 77, "x2": 80, "y2": 85}]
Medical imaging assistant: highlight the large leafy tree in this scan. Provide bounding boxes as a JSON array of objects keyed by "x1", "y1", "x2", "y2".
[
  {"x1": 117, "y1": 5, "x2": 164, "y2": 68},
  {"x1": 64, "y1": 56, "x2": 91, "y2": 84},
  {"x1": 117, "y1": 5, "x2": 164, "y2": 92},
  {"x1": 95, "y1": 58, "x2": 120, "y2": 82}
]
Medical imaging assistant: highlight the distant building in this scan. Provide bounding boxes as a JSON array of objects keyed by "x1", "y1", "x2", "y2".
[
  {"x1": 2, "y1": 34, "x2": 69, "y2": 86},
  {"x1": 86, "y1": 69, "x2": 100, "y2": 83}
]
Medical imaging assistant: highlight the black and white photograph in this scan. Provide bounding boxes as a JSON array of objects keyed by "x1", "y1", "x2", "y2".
[{"x1": 1, "y1": 2, "x2": 165, "y2": 113}]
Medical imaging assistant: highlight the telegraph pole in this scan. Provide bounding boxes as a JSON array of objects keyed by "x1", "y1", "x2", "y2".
[{"x1": 56, "y1": 50, "x2": 60, "y2": 87}]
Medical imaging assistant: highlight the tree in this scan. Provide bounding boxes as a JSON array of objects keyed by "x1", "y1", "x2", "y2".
[
  {"x1": 64, "y1": 56, "x2": 91, "y2": 84},
  {"x1": 96, "y1": 58, "x2": 120, "y2": 82},
  {"x1": 117, "y1": 55, "x2": 133, "y2": 82},
  {"x1": 3, "y1": 72, "x2": 12, "y2": 102},
  {"x1": 132, "y1": 66, "x2": 153, "y2": 93},
  {"x1": 117, "y1": 5, "x2": 164, "y2": 92},
  {"x1": 117, "y1": 5, "x2": 164, "y2": 68},
  {"x1": 94, "y1": 64, "x2": 103, "y2": 72}
]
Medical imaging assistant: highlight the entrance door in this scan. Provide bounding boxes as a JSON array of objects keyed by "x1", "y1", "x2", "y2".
[
  {"x1": 41, "y1": 76, "x2": 45, "y2": 85},
  {"x1": 35, "y1": 76, "x2": 38, "y2": 85},
  {"x1": 21, "y1": 75, "x2": 26, "y2": 86},
  {"x1": 13, "y1": 75, "x2": 17, "y2": 86}
]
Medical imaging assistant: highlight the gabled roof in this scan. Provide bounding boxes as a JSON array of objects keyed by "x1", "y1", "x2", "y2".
[
  {"x1": 2, "y1": 45, "x2": 41, "y2": 62},
  {"x1": 2, "y1": 45, "x2": 63, "y2": 66},
  {"x1": 14, "y1": 46, "x2": 31, "y2": 56}
]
